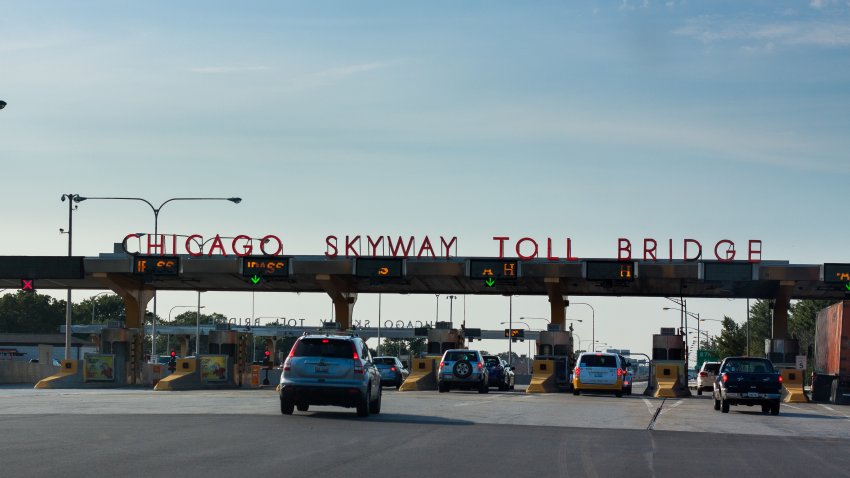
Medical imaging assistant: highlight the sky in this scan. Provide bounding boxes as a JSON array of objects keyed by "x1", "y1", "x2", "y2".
[{"x1": 1, "y1": 0, "x2": 849, "y2": 358}]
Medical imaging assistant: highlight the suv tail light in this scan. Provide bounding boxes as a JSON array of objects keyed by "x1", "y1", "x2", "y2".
[
  {"x1": 352, "y1": 344, "x2": 363, "y2": 375},
  {"x1": 574, "y1": 367, "x2": 580, "y2": 376},
  {"x1": 391, "y1": 366, "x2": 396, "y2": 372},
  {"x1": 617, "y1": 369, "x2": 624, "y2": 377},
  {"x1": 699, "y1": 371, "x2": 708, "y2": 377},
  {"x1": 283, "y1": 340, "x2": 298, "y2": 371},
  {"x1": 477, "y1": 362, "x2": 483, "y2": 370},
  {"x1": 439, "y1": 361, "x2": 445, "y2": 370}
]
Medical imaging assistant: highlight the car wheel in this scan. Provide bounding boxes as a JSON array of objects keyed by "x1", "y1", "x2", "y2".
[
  {"x1": 626, "y1": 387, "x2": 632, "y2": 396},
  {"x1": 370, "y1": 387, "x2": 382, "y2": 414},
  {"x1": 615, "y1": 391, "x2": 623, "y2": 398},
  {"x1": 697, "y1": 387, "x2": 703, "y2": 396},
  {"x1": 499, "y1": 382, "x2": 508, "y2": 392},
  {"x1": 770, "y1": 401, "x2": 780, "y2": 416},
  {"x1": 714, "y1": 398, "x2": 720, "y2": 411},
  {"x1": 395, "y1": 377, "x2": 402, "y2": 390},
  {"x1": 573, "y1": 388, "x2": 580, "y2": 396},
  {"x1": 280, "y1": 398, "x2": 294, "y2": 415},
  {"x1": 453, "y1": 360, "x2": 472, "y2": 379},
  {"x1": 721, "y1": 398, "x2": 730, "y2": 413},
  {"x1": 761, "y1": 404, "x2": 770, "y2": 414},
  {"x1": 510, "y1": 383, "x2": 515, "y2": 391},
  {"x1": 479, "y1": 379, "x2": 489, "y2": 394},
  {"x1": 357, "y1": 389, "x2": 370, "y2": 417},
  {"x1": 296, "y1": 403, "x2": 309, "y2": 412}
]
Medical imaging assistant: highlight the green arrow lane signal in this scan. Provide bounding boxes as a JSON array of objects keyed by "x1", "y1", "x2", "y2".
[
  {"x1": 485, "y1": 277, "x2": 495, "y2": 287},
  {"x1": 251, "y1": 275, "x2": 261, "y2": 284},
  {"x1": 845, "y1": 282, "x2": 850, "y2": 291}
]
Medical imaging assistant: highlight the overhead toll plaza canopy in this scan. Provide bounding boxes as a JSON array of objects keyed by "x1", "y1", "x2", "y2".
[{"x1": 0, "y1": 253, "x2": 847, "y2": 300}]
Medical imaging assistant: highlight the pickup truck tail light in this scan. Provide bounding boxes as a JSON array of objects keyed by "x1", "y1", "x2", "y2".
[
  {"x1": 721, "y1": 373, "x2": 728, "y2": 383},
  {"x1": 778, "y1": 375, "x2": 783, "y2": 383}
]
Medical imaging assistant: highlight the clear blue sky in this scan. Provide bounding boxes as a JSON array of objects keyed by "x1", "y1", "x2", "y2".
[{"x1": 1, "y1": 1, "x2": 849, "y2": 357}]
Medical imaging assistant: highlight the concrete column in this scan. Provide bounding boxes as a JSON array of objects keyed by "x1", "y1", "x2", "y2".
[
  {"x1": 316, "y1": 274, "x2": 358, "y2": 330},
  {"x1": 771, "y1": 283, "x2": 794, "y2": 338},
  {"x1": 545, "y1": 278, "x2": 565, "y2": 328}
]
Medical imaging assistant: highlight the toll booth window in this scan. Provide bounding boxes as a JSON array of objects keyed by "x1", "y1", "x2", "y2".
[
  {"x1": 668, "y1": 349, "x2": 683, "y2": 360},
  {"x1": 580, "y1": 355, "x2": 617, "y2": 368},
  {"x1": 553, "y1": 345, "x2": 569, "y2": 356},
  {"x1": 293, "y1": 339, "x2": 352, "y2": 358}
]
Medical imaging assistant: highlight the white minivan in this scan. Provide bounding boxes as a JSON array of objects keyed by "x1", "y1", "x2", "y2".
[{"x1": 572, "y1": 352, "x2": 625, "y2": 397}]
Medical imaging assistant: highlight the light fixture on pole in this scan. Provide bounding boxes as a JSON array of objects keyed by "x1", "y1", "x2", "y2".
[
  {"x1": 90, "y1": 292, "x2": 109, "y2": 324},
  {"x1": 74, "y1": 195, "x2": 241, "y2": 359},
  {"x1": 502, "y1": 320, "x2": 531, "y2": 364},
  {"x1": 60, "y1": 193, "x2": 82, "y2": 360},
  {"x1": 569, "y1": 302, "x2": 595, "y2": 351},
  {"x1": 446, "y1": 295, "x2": 457, "y2": 329}
]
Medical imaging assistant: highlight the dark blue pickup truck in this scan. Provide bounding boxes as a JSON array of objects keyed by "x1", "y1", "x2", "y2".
[{"x1": 712, "y1": 357, "x2": 783, "y2": 415}]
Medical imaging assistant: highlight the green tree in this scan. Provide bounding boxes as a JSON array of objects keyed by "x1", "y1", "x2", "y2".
[
  {"x1": 715, "y1": 316, "x2": 746, "y2": 359},
  {"x1": 747, "y1": 300, "x2": 772, "y2": 357},
  {"x1": 0, "y1": 291, "x2": 66, "y2": 334},
  {"x1": 72, "y1": 294, "x2": 126, "y2": 325},
  {"x1": 789, "y1": 299, "x2": 832, "y2": 358}
]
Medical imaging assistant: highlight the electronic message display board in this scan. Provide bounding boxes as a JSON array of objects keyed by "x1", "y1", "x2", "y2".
[
  {"x1": 241, "y1": 257, "x2": 290, "y2": 278},
  {"x1": 504, "y1": 328, "x2": 525, "y2": 338},
  {"x1": 585, "y1": 261, "x2": 634, "y2": 281},
  {"x1": 0, "y1": 256, "x2": 83, "y2": 279},
  {"x1": 823, "y1": 263, "x2": 850, "y2": 283},
  {"x1": 468, "y1": 259, "x2": 518, "y2": 282},
  {"x1": 702, "y1": 262, "x2": 753, "y2": 282},
  {"x1": 355, "y1": 258, "x2": 403, "y2": 279},
  {"x1": 133, "y1": 256, "x2": 179, "y2": 276}
]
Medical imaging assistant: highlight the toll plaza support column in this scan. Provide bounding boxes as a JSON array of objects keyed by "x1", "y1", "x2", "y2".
[
  {"x1": 545, "y1": 278, "x2": 566, "y2": 330},
  {"x1": 771, "y1": 283, "x2": 794, "y2": 339},
  {"x1": 95, "y1": 273, "x2": 154, "y2": 384},
  {"x1": 316, "y1": 274, "x2": 358, "y2": 330}
]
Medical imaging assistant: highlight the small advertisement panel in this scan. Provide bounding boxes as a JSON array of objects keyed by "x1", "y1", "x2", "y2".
[
  {"x1": 84, "y1": 354, "x2": 116, "y2": 382},
  {"x1": 200, "y1": 355, "x2": 229, "y2": 383}
]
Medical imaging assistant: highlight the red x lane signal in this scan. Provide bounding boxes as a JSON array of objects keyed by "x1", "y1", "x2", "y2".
[{"x1": 21, "y1": 279, "x2": 35, "y2": 293}]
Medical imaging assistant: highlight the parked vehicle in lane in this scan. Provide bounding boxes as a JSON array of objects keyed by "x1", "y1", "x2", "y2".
[
  {"x1": 373, "y1": 356, "x2": 409, "y2": 389},
  {"x1": 483, "y1": 355, "x2": 515, "y2": 391},
  {"x1": 573, "y1": 352, "x2": 625, "y2": 397},
  {"x1": 437, "y1": 349, "x2": 489, "y2": 393},
  {"x1": 697, "y1": 361, "x2": 721, "y2": 396},
  {"x1": 712, "y1": 357, "x2": 782, "y2": 415},
  {"x1": 279, "y1": 334, "x2": 382, "y2": 417}
]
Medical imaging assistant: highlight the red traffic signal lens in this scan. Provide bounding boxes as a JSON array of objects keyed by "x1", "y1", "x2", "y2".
[
  {"x1": 264, "y1": 350, "x2": 271, "y2": 357},
  {"x1": 171, "y1": 351, "x2": 176, "y2": 357}
]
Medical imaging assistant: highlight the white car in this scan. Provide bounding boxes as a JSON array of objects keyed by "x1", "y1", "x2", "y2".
[{"x1": 697, "y1": 361, "x2": 721, "y2": 395}]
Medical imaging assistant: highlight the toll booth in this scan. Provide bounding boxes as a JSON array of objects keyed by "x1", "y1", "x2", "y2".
[
  {"x1": 208, "y1": 326, "x2": 252, "y2": 387},
  {"x1": 426, "y1": 322, "x2": 464, "y2": 354},
  {"x1": 532, "y1": 324, "x2": 575, "y2": 391},
  {"x1": 99, "y1": 327, "x2": 140, "y2": 385},
  {"x1": 765, "y1": 338, "x2": 799, "y2": 368},
  {"x1": 646, "y1": 328, "x2": 690, "y2": 397}
]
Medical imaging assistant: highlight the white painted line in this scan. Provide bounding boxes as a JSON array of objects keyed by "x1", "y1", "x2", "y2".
[
  {"x1": 783, "y1": 404, "x2": 802, "y2": 410},
  {"x1": 642, "y1": 398, "x2": 656, "y2": 415},
  {"x1": 819, "y1": 404, "x2": 836, "y2": 412}
]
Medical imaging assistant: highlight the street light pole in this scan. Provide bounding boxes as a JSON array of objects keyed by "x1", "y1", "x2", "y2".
[
  {"x1": 75, "y1": 196, "x2": 241, "y2": 359},
  {"x1": 60, "y1": 193, "x2": 81, "y2": 360},
  {"x1": 91, "y1": 292, "x2": 109, "y2": 324},
  {"x1": 446, "y1": 295, "x2": 457, "y2": 329},
  {"x1": 570, "y1": 303, "x2": 595, "y2": 352}
]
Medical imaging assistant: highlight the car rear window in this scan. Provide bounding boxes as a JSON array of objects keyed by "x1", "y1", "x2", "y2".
[
  {"x1": 704, "y1": 363, "x2": 720, "y2": 373},
  {"x1": 580, "y1": 354, "x2": 618, "y2": 367},
  {"x1": 722, "y1": 359, "x2": 774, "y2": 373},
  {"x1": 484, "y1": 357, "x2": 500, "y2": 366},
  {"x1": 375, "y1": 358, "x2": 396, "y2": 365},
  {"x1": 444, "y1": 351, "x2": 480, "y2": 362},
  {"x1": 293, "y1": 339, "x2": 353, "y2": 358}
]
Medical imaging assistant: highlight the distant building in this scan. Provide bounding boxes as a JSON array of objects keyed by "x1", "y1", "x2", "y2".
[{"x1": 0, "y1": 334, "x2": 96, "y2": 363}]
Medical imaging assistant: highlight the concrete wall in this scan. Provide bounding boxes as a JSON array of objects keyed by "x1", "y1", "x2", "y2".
[{"x1": 0, "y1": 361, "x2": 61, "y2": 384}]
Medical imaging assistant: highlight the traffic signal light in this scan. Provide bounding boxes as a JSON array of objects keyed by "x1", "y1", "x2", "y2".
[
  {"x1": 263, "y1": 349, "x2": 272, "y2": 369},
  {"x1": 168, "y1": 350, "x2": 177, "y2": 372}
]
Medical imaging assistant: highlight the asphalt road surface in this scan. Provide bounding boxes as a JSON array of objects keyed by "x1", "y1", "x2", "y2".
[{"x1": 2, "y1": 384, "x2": 849, "y2": 477}]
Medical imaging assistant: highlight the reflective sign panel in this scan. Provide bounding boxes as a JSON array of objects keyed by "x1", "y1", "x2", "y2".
[
  {"x1": 355, "y1": 258, "x2": 403, "y2": 278},
  {"x1": 0, "y1": 256, "x2": 83, "y2": 279}
]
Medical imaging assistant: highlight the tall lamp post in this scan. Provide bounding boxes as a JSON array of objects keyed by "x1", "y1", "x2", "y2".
[
  {"x1": 60, "y1": 193, "x2": 82, "y2": 360},
  {"x1": 90, "y1": 292, "x2": 110, "y2": 324},
  {"x1": 75, "y1": 195, "x2": 241, "y2": 359},
  {"x1": 569, "y1": 302, "x2": 595, "y2": 352},
  {"x1": 446, "y1": 295, "x2": 457, "y2": 328}
]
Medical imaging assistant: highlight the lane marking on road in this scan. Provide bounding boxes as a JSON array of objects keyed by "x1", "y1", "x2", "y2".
[
  {"x1": 783, "y1": 404, "x2": 802, "y2": 410},
  {"x1": 819, "y1": 404, "x2": 836, "y2": 412},
  {"x1": 642, "y1": 398, "x2": 656, "y2": 415},
  {"x1": 659, "y1": 399, "x2": 683, "y2": 415},
  {"x1": 647, "y1": 398, "x2": 666, "y2": 430}
]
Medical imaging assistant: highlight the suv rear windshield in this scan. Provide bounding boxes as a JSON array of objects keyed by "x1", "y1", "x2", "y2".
[
  {"x1": 580, "y1": 354, "x2": 618, "y2": 367},
  {"x1": 484, "y1": 356, "x2": 501, "y2": 366},
  {"x1": 703, "y1": 363, "x2": 720, "y2": 373},
  {"x1": 375, "y1": 358, "x2": 396, "y2": 365},
  {"x1": 444, "y1": 351, "x2": 480, "y2": 362},
  {"x1": 722, "y1": 359, "x2": 774, "y2": 373},
  {"x1": 293, "y1": 339, "x2": 353, "y2": 358}
]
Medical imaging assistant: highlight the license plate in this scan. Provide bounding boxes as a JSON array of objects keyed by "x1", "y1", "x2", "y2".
[
  {"x1": 747, "y1": 392, "x2": 760, "y2": 398},
  {"x1": 315, "y1": 366, "x2": 328, "y2": 373},
  {"x1": 592, "y1": 373, "x2": 603, "y2": 378}
]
